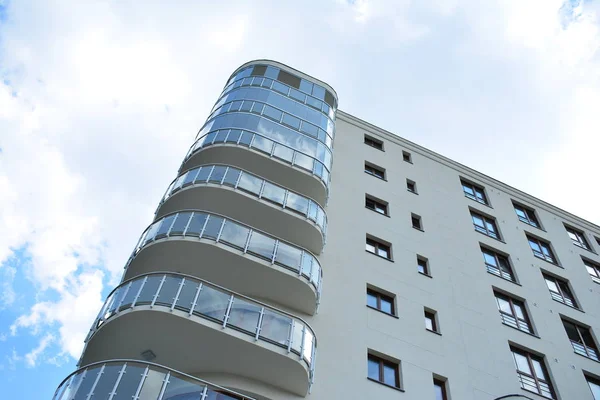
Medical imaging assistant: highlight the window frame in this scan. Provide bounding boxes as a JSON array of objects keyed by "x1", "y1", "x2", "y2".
[
  {"x1": 513, "y1": 202, "x2": 541, "y2": 228},
  {"x1": 366, "y1": 287, "x2": 396, "y2": 316},
  {"x1": 461, "y1": 179, "x2": 489, "y2": 205},
  {"x1": 527, "y1": 235, "x2": 558, "y2": 265},
  {"x1": 364, "y1": 162, "x2": 386, "y2": 180},
  {"x1": 366, "y1": 236, "x2": 392, "y2": 260},
  {"x1": 543, "y1": 273, "x2": 579, "y2": 309},
  {"x1": 481, "y1": 246, "x2": 516, "y2": 283},
  {"x1": 365, "y1": 195, "x2": 389, "y2": 216},
  {"x1": 510, "y1": 346, "x2": 556, "y2": 399},
  {"x1": 585, "y1": 373, "x2": 600, "y2": 400},
  {"x1": 425, "y1": 309, "x2": 439, "y2": 333},
  {"x1": 402, "y1": 151, "x2": 412, "y2": 163},
  {"x1": 564, "y1": 225, "x2": 592, "y2": 251},
  {"x1": 433, "y1": 378, "x2": 449, "y2": 400},
  {"x1": 367, "y1": 353, "x2": 402, "y2": 389},
  {"x1": 406, "y1": 179, "x2": 417, "y2": 194},
  {"x1": 562, "y1": 318, "x2": 599, "y2": 361},
  {"x1": 411, "y1": 213, "x2": 423, "y2": 231},
  {"x1": 494, "y1": 291, "x2": 534, "y2": 335},
  {"x1": 471, "y1": 210, "x2": 501, "y2": 240},
  {"x1": 364, "y1": 134, "x2": 384, "y2": 151},
  {"x1": 583, "y1": 258, "x2": 600, "y2": 284},
  {"x1": 417, "y1": 256, "x2": 430, "y2": 277}
]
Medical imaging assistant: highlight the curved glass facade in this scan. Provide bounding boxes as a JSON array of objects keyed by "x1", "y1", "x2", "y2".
[
  {"x1": 88, "y1": 273, "x2": 317, "y2": 371},
  {"x1": 129, "y1": 211, "x2": 322, "y2": 296},
  {"x1": 160, "y1": 164, "x2": 327, "y2": 235},
  {"x1": 53, "y1": 360, "x2": 256, "y2": 400}
]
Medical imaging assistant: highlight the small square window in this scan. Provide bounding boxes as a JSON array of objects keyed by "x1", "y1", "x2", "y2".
[
  {"x1": 367, "y1": 353, "x2": 401, "y2": 389},
  {"x1": 365, "y1": 162, "x2": 386, "y2": 180},
  {"x1": 367, "y1": 287, "x2": 396, "y2": 316},
  {"x1": 411, "y1": 214, "x2": 423, "y2": 230},
  {"x1": 402, "y1": 151, "x2": 412, "y2": 163},
  {"x1": 564, "y1": 225, "x2": 592, "y2": 251},
  {"x1": 417, "y1": 256, "x2": 430, "y2": 276},
  {"x1": 425, "y1": 309, "x2": 439, "y2": 333},
  {"x1": 461, "y1": 179, "x2": 489, "y2": 205},
  {"x1": 364, "y1": 135, "x2": 384, "y2": 151},
  {"x1": 471, "y1": 211, "x2": 501, "y2": 240},
  {"x1": 366, "y1": 237, "x2": 392, "y2": 260},
  {"x1": 527, "y1": 235, "x2": 558, "y2": 265},
  {"x1": 365, "y1": 195, "x2": 388, "y2": 216},
  {"x1": 406, "y1": 179, "x2": 417, "y2": 194}
]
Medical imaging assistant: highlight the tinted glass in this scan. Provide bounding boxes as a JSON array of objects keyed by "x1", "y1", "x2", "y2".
[
  {"x1": 162, "y1": 374, "x2": 203, "y2": 400},
  {"x1": 155, "y1": 276, "x2": 181, "y2": 307},
  {"x1": 169, "y1": 212, "x2": 192, "y2": 235},
  {"x1": 383, "y1": 364, "x2": 397, "y2": 386},
  {"x1": 367, "y1": 292, "x2": 378, "y2": 308},
  {"x1": 194, "y1": 286, "x2": 230, "y2": 321},
  {"x1": 227, "y1": 298, "x2": 261, "y2": 333},
  {"x1": 219, "y1": 221, "x2": 249, "y2": 250},
  {"x1": 202, "y1": 215, "x2": 224, "y2": 240},
  {"x1": 90, "y1": 365, "x2": 121, "y2": 399},
  {"x1": 274, "y1": 241, "x2": 302, "y2": 269},
  {"x1": 368, "y1": 357, "x2": 380, "y2": 381},
  {"x1": 184, "y1": 213, "x2": 207, "y2": 236},
  {"x1": 113, "y1": 364, "x2": 145, "y2": 399},
  {"x1": 135, "y1": 275, "x2": 162, "y2": 305},
  {"x1": 260, "y1": 309, "x2": 291, "y2": 345},
  {"x1": 247, "y1": 231, "x2": 276, "y2": 260}
]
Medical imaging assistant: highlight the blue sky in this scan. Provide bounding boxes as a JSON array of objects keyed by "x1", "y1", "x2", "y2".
[{"x1": 1, "y1": 0, "x2": 599, "y2": 398}]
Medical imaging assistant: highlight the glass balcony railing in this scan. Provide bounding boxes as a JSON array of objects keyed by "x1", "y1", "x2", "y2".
[
  {"x1": 159, "y1": 164, "x2": 327, "y2": 238},
  {"x1": 53, "y1": 359, "x2": 256, "y2": 400},
  {"x1": 182, "y1": 129, "x2": 330, "y2": 189},
  {"x1": 127, "y1": 211, "x2": 322, "y2": 301},
  {"x1": 87, "y1": 273, "x2": 317, "y2": 377}
]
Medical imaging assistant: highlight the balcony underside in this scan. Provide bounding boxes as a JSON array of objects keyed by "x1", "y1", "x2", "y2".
[
  {"x1": 181, "y1": 146, "x2": 327, "y2": 208},
  {"x1": 155, "y1": 185, "x2": 323, "y2": 255},
  {"x1": 125, "y1": 239, "x2": 318, "y2": 315},
  {"x1": 81, "y1": 308, "x2": 310, "y2": 396}
]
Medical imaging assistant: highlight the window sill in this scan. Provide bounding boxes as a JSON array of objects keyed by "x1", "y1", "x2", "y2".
[
  {"x1": 501, "y1": 322, "x2": 540, "y2": 338},
  {"x1": 365, "y1": 172, "x2": 387, "y2": 182},
  {"x1": 426, "y1": 328, "x2": 442, "y2": 336},
  {"x1": 367, "y1": 305, "x2": 399, "y2": 319},
  {"x1": 418, "y1": 271, "x2": 432, "y2": 278},
  {"x1": 366, "y1": 250, "x2": 394, "y2": 262},
  {"x1": 520, "y1": 387, "x2": 553, "y2": 400},
  {"x1": 407, "y1": 189, "x2": 418, "y2": 195},
  {"x1": 474, "y1": 229, "x2": 505, "y2": 243},
  {"x1": 487, "y1": 272, "x2": 522, "y2": 286},
  {"x1": 367, "y1": 378, "x2": 405, "y2": 392},
  {"x1": 464, "y1": 195, "x2": 493, "y2": 209},
  {"x1": 412, "y1": 227, "x2": 424, "y2": 232},
  {"x1": 573, "y1": 351, "x2": 600, "y2": 363},
  {"x1": 365, "y1": 206, "x2": 390, "y2": 218}
]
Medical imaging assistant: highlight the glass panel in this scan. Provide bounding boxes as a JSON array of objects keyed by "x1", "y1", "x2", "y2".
[
  {"x1": 184, "y1": 213, "x2": 207, "y2": 237},
  {"x1": 162, "y1": 374, "x2": 203, "y2": 400},
  {"x1": 90, "y1": 364, "x2": 121, "y2": 399},
  {"x1": 175, "y1": 280, "x2": 200, "y2": 311},
  {"x1": 142, "y1": 221, "x2": 161, "y2": 245},
  {"x1": 208, "y1": 166, "x2": 227, "y2": 184},
  {"x1": 227, "y1": 298, "x2": 261, "y2": 333},
  {"x1": 247, "y1": 232, "x2": 276, "y2": 261},
  {"x1": 299, "y1": 80, "x2": 313, "y2": 95},
  {"x1": 262, "y1": 105, "x2": 282, "y2": 121},
  {"x1": 282, "y1": 113, "x2": 301, "y2": 130},
  {"x1": 531, "y1": 359, "x2": 546, "y2": 380},
  {"x1": 545, "y1": 278, "x2": 559, "y2": 293},
  {"x1": 272, "y1": 144, "x2": 294, "y2": 162},
  {"x1": 226, "y1": 129, "x2": 242, "y2": 143},
  {"x1": 434, "y1": 382, "x2": 445, "y2": 400},
  {"x1": 72, "y1": 367, "x2": 101, "y2": 400},
  {"x1": 113, "y1": 364, "x2": 145, "y2": 399},
  {"x1": 425, "y1": 316, "x2": 434, "y2": 331},
  {"x1": 251, "y1": 135, "x2": 272, "y2": 154},
  {"x1": 496, "y1": 297, "x2": 512, "y2": 314},
  {"x1": 274, "y1": 241, "x2": 302, "y2": 269},
  {"x1": 300, "y1": 254, "x2": 313, "y2": 277},
  {"x1": 483, "y1": 251, "x2": 497, "y2": 266},
  {"x1": 201, "y1": 215, "x2": 224, "y2": 240},
  {"x1": 294, "y1": 152, "x2": 313, "y2": 171},
  {"x1": 120, "y1": 279, "x2": 144, "y2": 309},
  {"x1": 236, "y1": 171, "x2": 262, "y2": 195},
  {"x1": 181, "y1": 169, "x2": 199, "y2": 187},
  {"x1": 155, "y1": 276, "x2": 182, "y2": 307},
  {"x1": 512, "y1": 352, "x2": 531, "y2": 374},
  {"x1": 214, "y1": 130, "x2": 228, "y2": 143},
  {"x1": 383, "y1": 364, "x2": 397, "y2": 386},
  {"x1": 135, "y1": 275, "x2": 163, "y2": 305},
  {"x1": 155, "y1": 215, "x2": 176, "y2": 238},
  {"x1": 588, "y1": 378, "x2": 600, "y2": 399},
  {"x1": 194, "y1": 167, "x2": 211, "y2": 183},
  {"x1": 380, "y1": 299, "x2": 393, "y2": 314},
  {"x1": 377, "y1": 247, "x2": 389, "y2": 258},
  {"x1": 138, "y1": 367, "x2": 166, "y2": 400},
  {"x1": 217, "y1": 221, "x2": 249, "y2": 250},
  {"x1": 513, "y1": 303, "x2": 525, "y2": 320},
  {"x1": 260, "y1": 310, "x2": 291, "y2": 346},
  {"x1": 194, "y1": 286, "x2": 230, "y2": 321},
  {"x1": 303, "y1": 328, "x2": 314, "y2": 362},
  {"x1": 291, "y1": 321, "x2": 304, "y2": 354},
  {"x1": 285, "y1": 192, "x2": 309, "y2": 215},
  {"x1": 261, "y1": 181, "x2": 286, "y2": 205},
  {"x1": 169, "y1": 212, "x2": 192, "y2": 236},
  {"x1": 368, "y1": 358, "x2": 380, "y2": 381},
  {"x1": 367, "y1": 292, "x2": 378, "y2": 308},
  {"x1": 60, "y1": 371, "x2": 84, "y2": 400},
  {"x1": 238, "y1": 131, "x2": 252, "y2": 146},
  {"x1": 222, "y1": 168, "x2": 240, "y2": 186}
]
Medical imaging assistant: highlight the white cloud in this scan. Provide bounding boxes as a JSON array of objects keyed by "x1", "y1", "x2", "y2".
[{"x1": 24, "y1": 334, "x2": 53, "y2": 367}]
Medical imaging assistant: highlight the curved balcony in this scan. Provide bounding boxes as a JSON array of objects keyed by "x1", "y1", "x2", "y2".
[
  {"x1": 180, "y1": 129, "x2": 329, "y2": 207},
  {"x1": 82, "y1": 273, "x2": 316, "y2": 396},
  {"x1": 125, "y1": 211, "x2": 321, "y2": 315},
  {"x1": 54, "y1": 359, "x2": 256, "y2": 400},
  {"x1": 156, "y1": 164, "x2": 326, "y2": 253}
]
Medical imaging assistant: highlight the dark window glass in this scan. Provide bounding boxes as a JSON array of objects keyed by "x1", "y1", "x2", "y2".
[
  {"x1": 367, "y1": 354, "x2": 400, "y2": 388},
  {"x1": 366, "y1": 288, "x2": 395, "y2": 315},
  {"x1": 471, "y1": 211, "x2": 500, "y2": 239},
  {"x1": 324, "y1": 90, "x2": 335, "y2": 108},
  {"x1": 434, "y1": 379, "x2": 448, "y2": 400},
  {"x1": 494, "y1": 292, "x2": 533, "y2": 334},
  {"x1": 277, "y1": 70, "x2": 301, "y2": 89},
  {"x1": 251, "y1": 65, "x2": 267, "y2": 76},
  {"x1": 412, "y1": 215, "x2": 422, "y2": 230},
  {"x1": 514, "y1": 203, "x2": 540, "y2": 227},
  {"x1": 202, "y1": 215, "x2": 224, "y2": 240},
  {"x1": 584, "y1": 259, "x2": 600, "y2": 284},
  {"x1": 510, "y1": 347, "x2": 555, "y2": 399},
  {"x1": 364, "y1": 163, "x2": 385, "y2": 180},
  {"x1": 482, "y1": 248, "x2": 515, "y2": 282},
  {"x1": 527, "y1": 236, "x2": 557, "y2": 264},
  {"x1": 425, "y1": 310, "x2": 438, "y2": 332},
  {"x1": 169, "y1": 212, "x2": 192, "y2": 235},
  {"x1": 366, "y1": 237, "x2": 391, "y2": 260},
  {"x1": 364, "y1": 135, "x2": 383, "y2": 150},
  {"x1": 461, "y1": 180, "x2": 488, "y2": 205},
  {"x1": 406, "y1": 180, "x2": 416, "y2": 193},
  {"x1": 562, "y1": 319, "x2": 599, "y2": 361},
  {"x1": 365, "y1": 196, "x2": 388, "y2": 215},
  {"x1": 417, "y1": 257, "x2": 429, "y2": 276},
  {"x1": 565, "y1": 226, "x2": 591, "y2": 250},
  {"x1": 543, "y1": 274, "x2": 578, "y2": 308},
  {"x1": 402, "y1": 151, "x2": 412, "y2": 163}
]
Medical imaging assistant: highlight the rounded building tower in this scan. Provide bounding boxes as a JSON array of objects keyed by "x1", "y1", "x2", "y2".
[{"x1": 53, "y1": 60, "x2": 337, "y2": 400}]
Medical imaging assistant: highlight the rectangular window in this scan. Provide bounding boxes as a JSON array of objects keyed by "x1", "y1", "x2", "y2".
[
  {"x1": 510, "y1": 346, "x2": 555, "y2": 399},
  {"x1": 584, "y1": 259, "x2": 600, "y2": 284},
  {"x1": 402, "y1": 151, "x2": 412, "y2": 163},
  {"x1": 565, "y1": 225, "x2": 591, "y2": 250},
  {"x1": 425, "y1": 309, "x2": 439, "y2": 333},
  {"x1": 367, "y1": 353, "x2": 401, "y2": 389},
  {"x1": 562, "y1": 319, "x2": 599, "y2": 361},
  {"x1": 367, "y1": 288, "x2": 395, "y2": 316},
  {"x1": 365, "y1": 196, "x2": 388, "y2": 216},
  {"x1": 586, "y1": 374, "x2": 600, "y2": 400},
  {"x1": 366, "y1": 237, "x2": 391, "y2": 260},
  {"x1": 461, "y1": 179, "x2": 488, "y2": 205},
  {"x1": 471, "y1": 211, "x2": 500, "y2": 240},
  {"x1": 543, "y1": 273, "x2": 578, "y2": 309},
  {"x1": 494, "y1": 291, "x2": 533, "y2": 334},
  {"x1": 365, "y1": 162, "x2": 386, "y2": 180},
  {"x1": 417, "y1": 256, "x2": 430, "y2": 276},
  {"x1": 406, "y1": 179, "x2": 417, "y2": 194},
  {"x1": 527, "y1": 235, "x2": 557, "y2": 264},
  {"x1": 412, "y1": 214, "x2": 423, "y2": 230},
  {"x1": 364, "y1": 135, "x2": 383, "y2": 150},
  {"x1": 434, "y1": 378, "x2": 448, "y2": 400},
  {"x1": 481, "y1": 247, "x2": 516, "y2": 282},
  {"x1": 513, "y1": 202, "x2": 540, "y2": 228}
]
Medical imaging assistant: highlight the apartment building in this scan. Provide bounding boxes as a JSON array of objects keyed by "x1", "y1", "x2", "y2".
[{"x1": 52, "y1": 60, "x2": 600, "y2": 400}]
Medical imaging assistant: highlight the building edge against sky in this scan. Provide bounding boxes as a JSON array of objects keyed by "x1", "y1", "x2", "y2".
[{"x1": 52, "y1": 60, "x2": 600, "y2": 400}]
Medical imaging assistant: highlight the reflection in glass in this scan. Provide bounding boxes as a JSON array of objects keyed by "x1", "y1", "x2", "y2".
[
  {"x1": 228, "y1": 298, "x2": 261, "y2": 333},
  {"x1": 194, "y1": 286, "x2": 230, "y2": 321}
]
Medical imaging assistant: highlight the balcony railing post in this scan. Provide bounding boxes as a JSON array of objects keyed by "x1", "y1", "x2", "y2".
[
  {"x1": 206, "y1": 165, "x2": 215, "y2": 183},
  {"x1": 157, "y1": 371, "x2": 171, "y2": 400},
  {"x1": 131, "y1": 276, "x2": 148, "y2": 308},
  {"x1": 151, "y1": 275, "x2": 167, "y2": 308},
  {"x1": 199, "y1": 214, "x2": 210, "y2": 238},
  {"x1": 257, "y1": 180, "x2": 266, "y2": 199},
  {"x1": 220, "y1": 167, "x2": 229, "y2": 185},
  {"x1": 116, "y1": 282, "x2": 133, "y2": 310},
  {"x1": 199, "y1": 385, "x2": 209, "y2": 400},
  {"x1": 243, "y1": 230, "x2": 252, "y2": 254},
  {"x1": 216, "y1": 219, "x2": 226, "y2": 243},
  {"x1": 282, "y1": 190, "x2": 289, "y2": 210},
  {"x1": 189, "y1": 283, "x2": 203, "y2": 316},
  {"x1": 299, "y1": 326, "x2": 307, "y2": 362},
  {"x1": 271, "y1": 241, "x2": 279, "y2": 264},
  {"x1": 84, "y1": 364, "x2": 105, "y2": 400},
  {"x1": 107, "y1": 363, "x2": 127, "y2": 400},
  {"x1": 287, "y1": 320, "x2": 294, "y2": 353},
  {"x1": 133, "y1": 366, "x2": 150, "y2": 400},
  {"x1": 234, "y1": 170, "x2": 243, "y2": 189},
  {"x1": 223, "y1": 295, "x2": 235, "y2": 329},
  {"x1": 182, "y1": 212, "x2": 194, "y2": 235},
  {"x1": 255, "y1": 307, "x2": 265, "y2": 341},
  {"x1": 171, "y1": 278, "x2": 185, "y2": 312}
]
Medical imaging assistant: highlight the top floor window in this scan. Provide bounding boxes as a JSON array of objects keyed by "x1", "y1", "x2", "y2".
[
  {"x1": 461, "y1": 179, "x2": 488, "y2": 205},
  {"x1": 364, "y1": 135, "x2": 383, "y2": 150},
  {"x1": 565, "y1": 225, "x2": 591, "y2": 251},
  {"x1": 513, "y1": 202, "x2": 540, "y2": 228}
]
